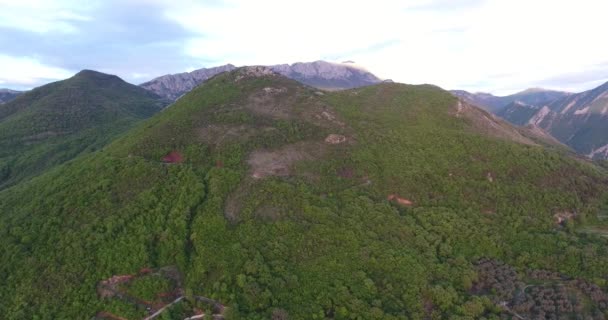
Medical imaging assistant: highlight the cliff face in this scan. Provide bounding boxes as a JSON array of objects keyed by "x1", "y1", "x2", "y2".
[{"x1": 140, "y1": 61, "x2": 382, "y2": 101}]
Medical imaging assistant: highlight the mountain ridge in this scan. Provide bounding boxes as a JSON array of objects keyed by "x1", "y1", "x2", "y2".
[
  {"x1": 451, "y1": 88, "x2": 571, "y2": 113},
  {"x1": 140, "y1": 60, "x2": 382, "y2": 101},
  {"x1": 496, "y1": 80, "x2": 608, "y2": 159}
]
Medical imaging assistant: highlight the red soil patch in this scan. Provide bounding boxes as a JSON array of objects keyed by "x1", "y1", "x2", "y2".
[
  {"x1": 162, "y1": 151, "x2": 184, "y2": 163},
  {"x1": 387, "y1": 194, "x2": 413, "y2": 206},
  {"x1": 139, "y1": 267, "x2": 152, "y2": 274}
]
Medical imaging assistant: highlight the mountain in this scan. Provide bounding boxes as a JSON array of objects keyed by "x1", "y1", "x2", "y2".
[
  {"x1": 531, "y1": 81, "x2": 608, "y2": 159},
  {"x1": 2, "y1": 67, "x2": 607, "y2": 319},
  {"x1": 0, "y1": 89, "x2": 22, "y2": 104},
  {"x1": 269, "y1": 60, "x2": 381, "y2": 90},
  {"x1": 497, "y1": 100, "x2": 542, "y2": 126},
  {"x1": 140, "y1": 61, "x2": 382, "y2": 101},
  {"x1": 140, "y1": 64, "x2": 237, "y2": 101},
  {"x1": 0, "y1": 70, "x2": 166, "y2": 188},
  {"x1": 451, "y1": 88, "x2": 571, "y2": 113},
  {"x1": 496, "y1": 81, "x2": 608, "y2": 159}
]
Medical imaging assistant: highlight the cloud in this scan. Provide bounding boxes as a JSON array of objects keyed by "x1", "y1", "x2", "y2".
[
  {"x1": 0, "y1": 0, "x2": 203, "y2": 87},
  {"x1": 0, "y1": 55, "x2": 73, "y2": 89},
  {"x1": 0, "y1": 0, "x2": 91, "y2": 33},
  {"x1": 164, "y1": 0, "x2": 608, "y2": 95},
  {"x1": 0, "y1": 0, "x2": 607, "y2": 94}
]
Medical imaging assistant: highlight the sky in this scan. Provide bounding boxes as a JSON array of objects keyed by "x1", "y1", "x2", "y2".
[{"x1": 0, "y1": 0, "x2": 607, "y2": 95}]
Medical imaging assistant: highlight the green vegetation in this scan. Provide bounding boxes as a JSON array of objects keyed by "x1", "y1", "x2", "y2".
[
  {"x1": 0, "y1": 70, "x2": 165, "y2": 189},
  {"x1": 1, "y1": 68, "x2": 608, "y2": 319}
]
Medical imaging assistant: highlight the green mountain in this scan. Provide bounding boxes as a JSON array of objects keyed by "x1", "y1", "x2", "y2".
[
  {"x1": 0, "y1": 70, "x2": 166, "y2": 189},
  {"x1": 1, "y1": 67, "x2": 608, "y2": 319}
]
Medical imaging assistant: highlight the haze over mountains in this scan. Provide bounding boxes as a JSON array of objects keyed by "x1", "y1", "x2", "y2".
[
  {"x1": 140, "y1": 60, "x2": 381, "y2": 101},
  {"x1": 450, "y1": 88, "x2": 572, "y2": 113},
  {"x1": 497, "y1": 81, "x2": 608, "y2": 159},
  {"x1": 0, "y1": 89, "x2": 22, "y2": 104},
  {"x1": 3, "y1": 66, "x2": 608, "y2": 319}
]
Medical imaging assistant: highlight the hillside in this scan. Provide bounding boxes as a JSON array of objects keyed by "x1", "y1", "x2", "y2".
[
  {"x1": 0, "y1": 70, "x2": 166, "y2": 188},
  {"x1": 141, "y1": 61, "x2": 381, "y2": 101},
  {"x1": 1, "y1": 67, "x2": 608, "y2": 319},
  {"x1": 451, "y1": 88, "x2": 570, "y2": 113},
  {"x1": 497, "y1": 100, "x2": 541, "y2": 126},
  {"x1": 0, "y1": 89, "x2": 22, "y2": 104}
]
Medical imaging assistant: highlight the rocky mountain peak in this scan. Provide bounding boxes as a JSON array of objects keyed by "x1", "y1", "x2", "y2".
[{"x1": 140, "y1": 61, "x2": 382, "y2": 101}]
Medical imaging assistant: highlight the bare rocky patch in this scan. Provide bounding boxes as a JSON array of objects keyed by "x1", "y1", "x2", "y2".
[
  {"x1": 198, "y1": 124, "x2": 274, "y2": 145},
  {"x1": 248, "y1": 141, "x2": 326, "y2": 179},
  {"x1": 325, "y1": 134, "x2": 347, "y2": 144}
]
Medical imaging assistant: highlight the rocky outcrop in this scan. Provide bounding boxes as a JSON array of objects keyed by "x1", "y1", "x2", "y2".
[
  {"x1": 140, "y1": 64, "x2": 237, "y2": 101},
  {"x1": 269, "y1": 60, "x2": 381, "y2": 90},
  {"x1": 140, "y1": 61, "x2": 382, "y2": 101}
]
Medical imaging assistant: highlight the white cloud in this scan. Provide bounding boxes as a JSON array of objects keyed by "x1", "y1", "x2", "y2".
[
  {"x1": 0, "y1": 55, "x2": 73, "y2": 88},
  {"x1": 163, "y1": 0, "x2": 608, "y2": 95},
  {"x1": 0, "y1": 0, "x2": 606, "y2": 94},
  {"x1": 0, "y1": 0, "x2": 92, "y2": 33}
]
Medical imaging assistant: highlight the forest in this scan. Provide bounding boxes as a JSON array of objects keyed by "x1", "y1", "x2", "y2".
[{"x1": 1, "y1": 68, "x2": 608, "y2": 319}]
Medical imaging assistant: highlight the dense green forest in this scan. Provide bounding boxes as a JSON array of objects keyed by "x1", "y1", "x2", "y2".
[
  {"x1": 1, "y1": 67, "x2": 608, "y2": 319},
  {"x1": 0, "y1": 70, "x2": 166, "y2": 189}
]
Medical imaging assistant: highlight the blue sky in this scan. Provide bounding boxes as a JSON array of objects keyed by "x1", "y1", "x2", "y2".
[{"x1": 0, "y1": 0, "x2": 607, "y2": 95}]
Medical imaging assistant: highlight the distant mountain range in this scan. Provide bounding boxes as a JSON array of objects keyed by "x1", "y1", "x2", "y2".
[
  {"x1": 140, "y1": 60, "x2": 382, "y2": 101},
  {"x1": 450, "y1": 88, "x2": 571, "y2": 113},
  {"x1": 0, "y1": 89, "x2": 23, "y2": 104},
  {"x1": 497, "y1": 81, "x2": 608, "y2": 159}
]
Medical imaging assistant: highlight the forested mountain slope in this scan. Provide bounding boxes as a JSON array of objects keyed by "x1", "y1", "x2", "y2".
[
  {"x1": 1, "y1": 67, "x2": 608, "y2": 319},
  {"x1": 0, "y1": 70, "x2": 166, "y2": 189}
]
